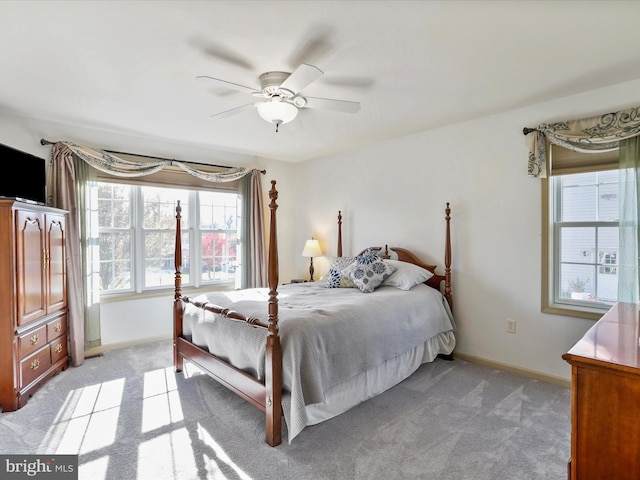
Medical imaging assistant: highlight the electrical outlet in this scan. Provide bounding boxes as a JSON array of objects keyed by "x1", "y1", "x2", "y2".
[{"x1": 506, "y1": 318, "x2": 516, "y2": 334}]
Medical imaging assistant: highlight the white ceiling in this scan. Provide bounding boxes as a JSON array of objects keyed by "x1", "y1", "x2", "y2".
[{"x1": 2, "y1": 1, "x2": 640, "y2": 163}]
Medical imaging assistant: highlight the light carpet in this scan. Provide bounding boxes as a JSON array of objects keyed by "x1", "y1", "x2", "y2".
[{"x1": 0, "y1": 340, "x2": 571, "y2": 480}]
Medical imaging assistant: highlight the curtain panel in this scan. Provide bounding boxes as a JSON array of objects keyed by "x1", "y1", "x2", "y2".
[
  {"x1": 48, "y1": 140, "x2": 265, "y2": 365},
  {"x1": 618, "y1": 136, "x2": 640, "y2": 303},
  {"x1": 526, "y1": 106, "x2": 640, "y2": 178},
  {"x1": 238, "y1": 170, "x2": 267, "y2": 289}
]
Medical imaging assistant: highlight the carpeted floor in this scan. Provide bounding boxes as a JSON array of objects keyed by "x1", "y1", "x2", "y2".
[{"x1": 0, "y1": 340, "x2": 571, "y2": 480}]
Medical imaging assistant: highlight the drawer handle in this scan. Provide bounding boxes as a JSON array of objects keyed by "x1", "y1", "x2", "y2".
[
  {"x1": 30, "y1": 334, "x2": 39, "y2": 346},
  {"x1": 54, "y1": 323, "x2": 62, "y2": 332},
  {"x1": 31, "y1": 358, "x2": 40, "y2": 370},
  {"x1": 54, "y1": 344, "x2": 63, "y2": 354}
]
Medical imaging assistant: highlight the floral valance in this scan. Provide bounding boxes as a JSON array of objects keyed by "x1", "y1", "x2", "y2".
[
  {"x1": 526, "y1": 106, "x2": 640, "y2": 177},
  {"x1": 55, "y1": 140, "x2": 253, "y2": 182}
]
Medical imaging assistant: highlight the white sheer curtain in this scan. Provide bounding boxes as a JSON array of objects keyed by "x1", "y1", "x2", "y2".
[
  {"x1": 618, "y1": 136, "x2": 640, "y2": 303},
  {"x1": 48, "y1": 140, "x2": 265, "y2": 364}
]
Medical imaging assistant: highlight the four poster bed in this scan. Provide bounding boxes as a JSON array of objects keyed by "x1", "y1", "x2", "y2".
[{"x1": 173, "y1": 180, "x2": 454, "y2": 446}]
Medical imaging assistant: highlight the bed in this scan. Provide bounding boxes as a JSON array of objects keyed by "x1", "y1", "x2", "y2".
[{"x1": 173, "y1": 180, "x2": 454, "y2": 446}]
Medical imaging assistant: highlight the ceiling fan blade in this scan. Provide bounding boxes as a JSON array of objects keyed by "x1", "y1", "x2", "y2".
[
  {"x1": 189, "y1": 36, "x2": 254, "y2": 71},
  {"x1": 279, "y1": 64, "x2": 323, "y2": 95},
  {"x1": 209, "y1": 103, "x2": 257, "y2": 119},
  {"x1": 304, "y1": 96, "x2": 360, "y2": 113},
  {"x1": 287, "y1": 26, "x2": 334, "y2": 68},
  {"x1": 197, "y1": 75, "x2": 260, "y2": 96},
  {"x1": 322, "y1": 76, "x2": 375, "y2": 89}
]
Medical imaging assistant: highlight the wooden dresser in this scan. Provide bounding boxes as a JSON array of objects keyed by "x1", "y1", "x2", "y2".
[
  {"x1": 562, "y1": 302, "x2": 640, "y2": 480},
  {"x1": 0, "y1": 199, "x2": 68, "y2": 412}
]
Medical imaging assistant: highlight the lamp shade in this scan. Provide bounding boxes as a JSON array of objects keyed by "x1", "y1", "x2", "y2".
[
  {"x1": 257, "y1": 98, "x2": 298, "y2": 125},
  {"x1": 302, "y1": 238, "x2": 322, "y2": 258}
]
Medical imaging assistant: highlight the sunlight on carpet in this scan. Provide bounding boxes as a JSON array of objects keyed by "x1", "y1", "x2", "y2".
[{"x1": 36, "y1": 364, "x2": 256, "y2": 480}]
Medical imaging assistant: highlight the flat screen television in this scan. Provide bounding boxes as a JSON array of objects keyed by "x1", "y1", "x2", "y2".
[{"x1": 0, "y1": 143, "x2": 47, "y2": 205}]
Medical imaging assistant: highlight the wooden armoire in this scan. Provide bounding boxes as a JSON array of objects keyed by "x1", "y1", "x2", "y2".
[{"x1": 0, "y1": 199, "x2": 68, "y2": 412}]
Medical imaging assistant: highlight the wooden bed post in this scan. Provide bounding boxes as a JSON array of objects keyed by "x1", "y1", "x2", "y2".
[
  {"x1": 444, "y1": 202, "x2": 452, "y2": 309},
  {"x1": 337, "y1": 211, "x2": 342, "y2": 258},
  {"x1": 265, "y1": 180, "x2": 282, "y2": 447},
  {"x1": 173, "y1": 200, "x2": 184, "y2": 372}
]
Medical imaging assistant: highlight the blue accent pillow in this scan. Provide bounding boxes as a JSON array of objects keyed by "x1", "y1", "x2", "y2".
[
  {"x1": 342, "y1": 258, "x2": 397, "y2": 293},
  {"x1": 325, "y1": 256, "x2": 357, "y2": 288},
  {"x1": 356, "y1": 247, "x2": 379, "y2": 265}
]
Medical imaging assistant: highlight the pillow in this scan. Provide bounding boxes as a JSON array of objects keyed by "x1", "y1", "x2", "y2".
[
  {"x1": 325, "y1": 256, "x2": 357, "y2": 288},
  {"x1": 382, "y1": 259, "x2": 434, "y2": 290},
  {"x1": 342, "y1": 258, "x2": 397, "y2": 293},
  {"x1": 356, "y1": 247, "x2": 379, "y2": 265}
]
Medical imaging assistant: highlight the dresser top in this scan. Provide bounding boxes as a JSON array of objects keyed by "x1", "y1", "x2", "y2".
[{"x1": 564, "y1": 302, "x2": 640, "y2": 371}]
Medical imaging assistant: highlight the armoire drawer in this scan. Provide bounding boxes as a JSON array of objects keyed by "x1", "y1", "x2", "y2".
[
  {"x1": 20, "y1": 347, "x2": 52, "y2": 387},
  {"x1": 50, "y1": 336, "x2": 68, "y2": 364},
  {"x1": 47, "y1": 314, "x2": 67, "y2": 341},
  {"x1": 18, "y1": 325, "x2": 48, "y2": 359}
]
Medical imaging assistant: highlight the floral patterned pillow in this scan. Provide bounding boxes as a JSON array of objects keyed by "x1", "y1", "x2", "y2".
[
  {"x1": 356, "y1": 247, "x2": 379, "y2": 265},
  {"x1": 342, "y1": 258, "x2": 397, "y2": 293},
  {"x1": 325, "y1": 256, "x2": 357, "y2": 288}
]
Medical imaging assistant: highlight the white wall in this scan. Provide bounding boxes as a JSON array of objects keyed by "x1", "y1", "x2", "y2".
[
  {"x1": 293, "y1": 78, "x2": 640, "y2": 381},
  {"x1": 0, "y1": 115, "x2": 299, "y2": 348},
  {"x1": 3, "y1": 78, "x2": 640, "y2": 378}
]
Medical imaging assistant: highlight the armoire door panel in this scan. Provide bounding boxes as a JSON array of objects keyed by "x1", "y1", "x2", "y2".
[
  {"x1": 16, "y1": 210, "x2": 46, "y2": 326},
  {"x1": 46, "y1": 214, "x2": 66, "y2": 313}
]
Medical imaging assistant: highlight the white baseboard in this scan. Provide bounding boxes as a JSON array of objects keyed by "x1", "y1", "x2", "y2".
[
  {"x1": 453, "y1": 352, "x2": 571, "y2": 389},
  {"x1": 84, "y1": 334, "x2": 172, "y2": 358}
]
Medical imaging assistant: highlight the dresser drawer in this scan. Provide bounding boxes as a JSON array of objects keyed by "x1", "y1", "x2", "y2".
[
  {"x1": 18, "y1": 325, "x2": 48, "y2": 359},
  {"x1": 47, "y1": 314, "x2": 67, "y2": 342},
  {"x1": 50, "y1": 336, "x2": 68, "y2": 364},
  {"x1": 20, "y1": 347, "x2": 52, "y2": 387}
]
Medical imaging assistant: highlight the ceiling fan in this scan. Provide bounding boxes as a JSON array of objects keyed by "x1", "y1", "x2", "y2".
[{"x1": 198, "y1": 63, "x2": 361, "y2": 132}]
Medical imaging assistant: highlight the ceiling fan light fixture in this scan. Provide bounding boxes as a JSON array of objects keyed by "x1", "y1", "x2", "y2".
[{"x1": 257, "y1": 98, "x2": 298, "y2": 127}]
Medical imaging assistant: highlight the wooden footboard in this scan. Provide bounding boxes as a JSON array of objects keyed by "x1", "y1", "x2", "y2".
[{"x1": 173, "y1": 180, "x2": 282, "y2": 446}]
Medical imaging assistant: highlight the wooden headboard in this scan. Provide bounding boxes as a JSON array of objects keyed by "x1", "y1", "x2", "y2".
[{"x1": 356, "y1": 203, "x2": 452, "y2": 308}]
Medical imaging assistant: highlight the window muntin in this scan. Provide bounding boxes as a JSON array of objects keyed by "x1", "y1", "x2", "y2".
[
  {"x1": 96, "y1": 182, "x2": 238, "y2": 295},
  {"x1": 142, "y1": 186, "x2": 189, "y2": 289},
  {"x1": 551, "y1": 171, "x2": 619, "y2": 311},
  {"x1": 199, "y1": 191, "x2": 238, "y2": 284},
  {"x1": 98, "y1": 184, "x2": 133, "y2": 292}
]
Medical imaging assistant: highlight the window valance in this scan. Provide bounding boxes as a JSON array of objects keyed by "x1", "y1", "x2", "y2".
[
  {"x1": 525, "y1": 106, "x2": 640, "y2": 177},
  {"x1": 48, "y1": 140, "x2": 259, "y2": 183}
]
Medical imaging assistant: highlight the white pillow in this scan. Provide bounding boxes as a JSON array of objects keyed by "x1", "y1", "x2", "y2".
[{"x1": 382, "y1": 259, "x2": 434, "y2": 290}]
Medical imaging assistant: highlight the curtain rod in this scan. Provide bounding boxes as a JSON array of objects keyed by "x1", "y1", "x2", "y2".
[
  {"x1": 522, "y1": 127, "x2": 537, "y2": 135},
  {"x1": 40, "y1": 138, "x2": 266, "y2": 174}
]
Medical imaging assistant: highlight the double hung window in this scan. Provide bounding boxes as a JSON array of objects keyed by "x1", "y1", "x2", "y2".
[
  {"x1": 97, "y1": 181, "x2": 239, "y2": 296},
  {"x1": 543, "y1": 145, "x2": 619, "y2": 318}
]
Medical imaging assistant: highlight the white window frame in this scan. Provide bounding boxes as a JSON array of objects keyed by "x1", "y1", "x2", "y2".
[
  {"x1": 97, "y1": 182, "x2": 240, "y2": 298},
  {"x1": 542, "y1": 172, "x2": 618, "y2": 320}
]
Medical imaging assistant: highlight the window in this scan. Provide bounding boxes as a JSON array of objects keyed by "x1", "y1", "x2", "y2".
[
  {"x1": 96, "y1": 181, "x2": 239, "y2": 295},
  {"x1": 544, "y1": 169, "x2": 619, "y2": 317}
]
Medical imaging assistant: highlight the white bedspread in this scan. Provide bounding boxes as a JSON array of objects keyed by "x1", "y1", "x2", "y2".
[{"x1": 182, "y1": 281, "x2": 455, "y2": 441}]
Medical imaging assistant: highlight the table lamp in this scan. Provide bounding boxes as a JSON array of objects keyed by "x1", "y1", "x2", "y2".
[{"x1": 302, "y1": 237, "x2": 323, "y2": 281}]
